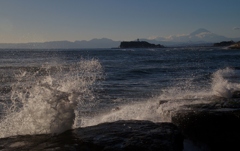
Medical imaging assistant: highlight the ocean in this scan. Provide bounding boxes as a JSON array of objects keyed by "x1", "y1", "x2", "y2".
[{"x1": 0, "y1": 47, "x2": 240, "y2": 142}]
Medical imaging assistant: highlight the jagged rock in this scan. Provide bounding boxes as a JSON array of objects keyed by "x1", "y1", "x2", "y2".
[
  {"x1": 232, "y1": 91, "x2": 240, "y2": 98},
  {"x1": 169, "y1": 97, "x2": 240, "y2": 151},
  {"x1": 0, "y1": 120, "x2": 183, "y2": 151}
]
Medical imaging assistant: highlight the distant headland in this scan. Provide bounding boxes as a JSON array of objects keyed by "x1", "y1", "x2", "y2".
[
  {"x1": 229, "y1": 41, "x2": 240, "y2": 49},
  {"x1": 119, "y1": 39, "x2": 164, "y2": 48},
  {"x1": 213, "y1": 40, "x2": 235, "y2": 47},
  {"x1": 213, "y1": 40, "x2": 240, "y2": 49}
]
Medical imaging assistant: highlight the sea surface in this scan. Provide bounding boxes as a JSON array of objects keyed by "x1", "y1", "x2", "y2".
[{"x1": 0, "y1": 47, "x2": 240, "y2": 138}]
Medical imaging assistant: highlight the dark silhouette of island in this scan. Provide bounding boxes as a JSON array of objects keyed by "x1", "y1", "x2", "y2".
[
  {"x1": 119, "y1": 39, "x2": 164, "y2": 48},
  {"x1": 213, "y1": 40, "x2": 235, "y2": 47},
  {"x1": 229, "y1": 41, "x2": 240, "y2": 49}
]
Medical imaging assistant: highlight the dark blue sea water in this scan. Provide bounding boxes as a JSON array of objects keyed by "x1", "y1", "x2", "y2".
[{"x1": 0, "y1": 47, "x2": 240, "y2": 138}]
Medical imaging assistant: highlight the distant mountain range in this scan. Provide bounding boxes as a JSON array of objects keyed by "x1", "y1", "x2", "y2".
[
  {"x1": 0, "y1": 29, "x2": 239, "y2": 48},
  {"x1": 143, "y1": 28, "x2": 240, "y2": 46},
  {"x1": 0, "y1": 38, "x2": 120, "y2": 49}
]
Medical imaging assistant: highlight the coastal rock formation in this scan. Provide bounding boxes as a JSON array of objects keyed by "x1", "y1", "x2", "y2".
[
  {"x1": 172, "y1": 109, "x2": 240, "y2": 151},
  {"x1": 0, "y1": 120, "x2": 183, "y2": 151},
  {"x1": 229, "y1": 41, "x2": 240, "y2": 49},
  {"x1": 120, "y1": 40, "x2": 164, "y2": 48},
  {"x1": 168, "y1": 96, "x2": 240, "y2": 151},
  {"x1": 2, "y1": 96, "x2": 240, "y2": 151}
]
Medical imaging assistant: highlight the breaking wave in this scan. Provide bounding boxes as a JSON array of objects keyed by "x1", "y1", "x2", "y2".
[
  {"x1": 79, "y1": 67, "x2": 240, "y2": 126},
  {"x1": 1, "y1": 62, "x2": 239, "y2": 139},
  {"x1": 0, "y1": 59, "x2": 102, "y2": 138},
  {"x1": 212, "y1": 67, "x2": 240, "y2": 98}
]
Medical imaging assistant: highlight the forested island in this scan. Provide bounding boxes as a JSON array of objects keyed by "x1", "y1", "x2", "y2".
[
  {"x1": 213, "y1": 40, "x2": 240, "y2": 49},
  {"x1": 213, "y1": 41, "x2": 235, "y2": 47},
  {"x1": 119, "y1": 40, "x2": 164, "y2": 48},
  {"x1": 229, "y1": 41, "x2": 240, "y2": 49}
]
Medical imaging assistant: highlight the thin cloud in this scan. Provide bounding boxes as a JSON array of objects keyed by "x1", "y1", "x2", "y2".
[{"x1": 233, "y1": 27, "x2": 240, "y2": 30}]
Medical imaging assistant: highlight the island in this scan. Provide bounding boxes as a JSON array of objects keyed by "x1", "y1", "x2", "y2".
[
  {"x1": 213, "y1": 40, "x2": 235, "y2": 47},
  {"x1": 119, "y1": 39, "x2": 164, "y2": 48},
  {"x1": 229, "y1": 41, "x2": 240, "y2": 49}
]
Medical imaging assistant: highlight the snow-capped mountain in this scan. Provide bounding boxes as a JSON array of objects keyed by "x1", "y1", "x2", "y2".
[
  {"x1": 0, "y1": 28, "x2": 239, "y2": 48},
  {"x1": 150, "y1": 28, "x2": 235, "y2": 43}
]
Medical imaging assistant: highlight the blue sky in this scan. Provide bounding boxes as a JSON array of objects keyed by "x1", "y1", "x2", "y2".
[{"x1": 1, "y1": 0, "x2": 240, "y2": 43}]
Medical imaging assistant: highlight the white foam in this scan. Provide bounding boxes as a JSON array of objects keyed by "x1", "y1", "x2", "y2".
[
  {"x1": 212, "y1": 67, "x2": 240, "y2": 98},
  {"x1": 79, "y1": 67, "x2": 240, "y2": 127},
  {"x1": 1, "y1": 64, "x2": 239, "y2": 138},
  {"x1": 0, "y1": 59, "x2": 102, "y2": 138}
]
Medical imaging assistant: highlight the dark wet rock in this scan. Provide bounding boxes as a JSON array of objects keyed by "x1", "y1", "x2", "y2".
[
  {"x1": 0, "y1": 120, "x2": 183, "y2": 151},
  {"x1": 159, "y1": 100, "x2": 169, "y2": 105},
  {"x1": 169, "y1": 97, "x2": 240, "y2": 151},
  {"x1": 182, "y1": 97, "x2": 240, "y2": 109},
  {"x1": 232, "y1": 91, "x2": 240, "y2": 98}
]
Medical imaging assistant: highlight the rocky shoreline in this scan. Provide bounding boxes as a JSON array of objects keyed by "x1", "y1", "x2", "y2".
[
  {"x1": 1, "y1": 94, "x2": 240, "y2": 151},
  {"x1": 0, "y1": 121, "x2": 183, "y2": 151},
  {"x1": 171, "y1": 97, "x2": 240, "y2": 151}
]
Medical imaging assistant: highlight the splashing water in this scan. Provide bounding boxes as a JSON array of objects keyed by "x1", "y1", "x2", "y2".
[
  {"x1": 1, "y1": 63, "x2": 239, "y2": 138},
  {"x1": 212, "y1": 67, "x2": 240, "y2": 98},
  {"x1": 79, "y1": 67, "x2": 240, "y2": 126},
  {"x1": 0, "y1": 59, "x2": 102, "y2": 138}
]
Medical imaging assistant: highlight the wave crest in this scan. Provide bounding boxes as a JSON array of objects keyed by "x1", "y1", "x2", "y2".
[
  {"x1": 212, "y1": 67, "x2": 240, "y2": 98},
  {"x1": 0, "y1": 59, "x2": 102, "y2": 138}
]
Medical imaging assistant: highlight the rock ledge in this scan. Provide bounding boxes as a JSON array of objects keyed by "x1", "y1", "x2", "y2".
[{"x1": 0, "y1": 120, "x2": 183, "y2": 151}]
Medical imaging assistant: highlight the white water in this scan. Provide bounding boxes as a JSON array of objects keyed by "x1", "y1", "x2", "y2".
[
  {"x1": 212, "y1": 67, "x2": 240, "y2": 98},
  {"x1": 0, "y1": 59, "x2": 102, "y2": 138},
  {"x1": 0, "y1": 65, "x2": 239, "y2": 138},
  {"x1": 79, "y1": 67, "x2": 240, "y2": 127}
]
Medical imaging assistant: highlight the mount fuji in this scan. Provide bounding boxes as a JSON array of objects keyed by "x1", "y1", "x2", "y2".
[
  {"x1": 144, "y1": 28, "x2": 240, "y2": 46},
  {"x1": 0, "y1": 28, "x2": 240, "y2": 48}
]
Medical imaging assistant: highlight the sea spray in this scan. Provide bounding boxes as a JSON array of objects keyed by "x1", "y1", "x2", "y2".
[
  {"x1": 212, "y1": 67, "x2": 240, "y2": 98},
  {"x1": 0, "y1": 59, "x2": 102, "y2": 138},
  {"x1": 79, "y1": 67, "x2": 240, "y2": 126}
]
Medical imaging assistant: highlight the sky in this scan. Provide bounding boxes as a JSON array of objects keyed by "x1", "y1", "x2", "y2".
[{"x1": 1, "y1": 0, "x2": 240, "y2": 43}]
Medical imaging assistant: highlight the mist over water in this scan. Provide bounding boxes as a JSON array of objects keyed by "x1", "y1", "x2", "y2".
[{"x1": 0, "y1": 48, "x2": 240, "y2": 138}]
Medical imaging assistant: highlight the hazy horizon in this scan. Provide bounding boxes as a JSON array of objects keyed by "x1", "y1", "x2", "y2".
[{"x1": 1, "y1": 0, "x2": 240, "y2": 43}]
